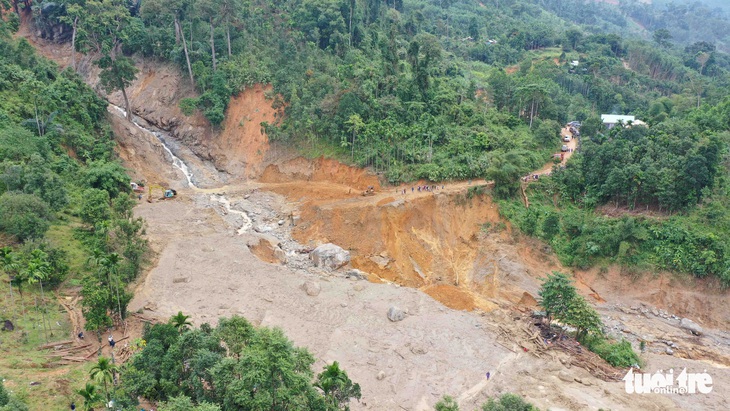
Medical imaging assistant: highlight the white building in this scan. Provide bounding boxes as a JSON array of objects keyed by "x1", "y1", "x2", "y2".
[{"x1": 601, "y1": 114, "x2": 636, "y2": 129}]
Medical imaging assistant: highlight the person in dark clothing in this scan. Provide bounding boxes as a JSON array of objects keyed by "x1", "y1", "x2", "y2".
[
  {"x1": 70, "y1": 403, "x2": 76, "y2": 410},
  {"x1": 78, "y1": 332, "x2": 84, "y2": 340}
]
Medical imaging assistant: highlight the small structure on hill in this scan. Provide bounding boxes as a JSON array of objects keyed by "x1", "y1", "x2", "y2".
[{"x1": 601, "y1": 114, "x2": 636, "y2": 129}]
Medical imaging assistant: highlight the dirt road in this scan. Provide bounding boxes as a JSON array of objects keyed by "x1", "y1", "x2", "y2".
[
  {"x1": 532, "y1": 126, "x2": 579, "y2": 176},
  {"x1": 17, "y1": 18, "x2": 730, "y2": 411}
]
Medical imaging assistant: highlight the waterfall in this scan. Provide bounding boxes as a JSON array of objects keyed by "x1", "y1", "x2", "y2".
[{"x1": 109, "y1": 105, "x2": 196, "y2": 188}]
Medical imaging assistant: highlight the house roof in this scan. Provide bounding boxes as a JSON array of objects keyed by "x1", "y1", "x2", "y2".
[{"x1": 601, "y1": 114, "x2": 635, "y2": 124}]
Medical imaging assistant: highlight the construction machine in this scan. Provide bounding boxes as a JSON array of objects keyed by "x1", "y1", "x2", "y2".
[
  {"x1": 147, "y1": 185, "x2": 177, "y2": 202},
  {"x1": 130, "y1": 182, "x2": 146, "y2": 193},
  {"x1": 361, "y1": 186, "x2": 375, "y2": 196}
]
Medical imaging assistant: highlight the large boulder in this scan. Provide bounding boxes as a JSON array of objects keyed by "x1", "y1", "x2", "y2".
[
  {"x1": 679, "y1": 318, "x2": 703, "y2": 336},
  {"x1": 309, "y1": 243, "x2": 350, "y2": 270},
  {"x1": 387, "y1": 306, "x2": 406, "y2": 322},
  {"x1": 302, "y1": 281, "x2": 321, "y2": 297}
]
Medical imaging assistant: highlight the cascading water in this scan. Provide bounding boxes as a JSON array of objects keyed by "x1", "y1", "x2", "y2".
[
  {"x1": 109, "y1": 104, "x2": 251, "y2": 234},
  {"x1": 209, "y1": 194, "x2": 253, "y2": 235},
  {"x1": 110, "y1": 105, "x2": 195, "y2": 188}
]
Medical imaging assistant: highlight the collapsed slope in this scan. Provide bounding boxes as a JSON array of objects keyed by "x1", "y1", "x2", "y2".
[{"x1": 19, "y1": 22, "x2": 730, "y2": 409}]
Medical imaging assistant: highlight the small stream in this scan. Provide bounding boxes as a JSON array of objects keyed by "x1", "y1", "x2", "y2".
[
  {"x1": 110, "y1": 105, "x2": 195, "y2": 188},
  {"x1": 209, "y1": 194, "x2": 253, "y2": 235},
  {"x1": 109, "y1": 104, "x2": 252, "y2": 234}
]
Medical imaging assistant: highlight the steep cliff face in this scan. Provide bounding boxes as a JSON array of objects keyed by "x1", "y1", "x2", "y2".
[{"x1": 18, "y1": 20, "x2": 280, "y2": 181}]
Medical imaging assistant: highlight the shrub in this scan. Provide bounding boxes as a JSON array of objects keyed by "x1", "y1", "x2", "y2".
[
  {"x1": 0, "y1": 192, "x2": 51, "y2": 241},
  {"x1": 80, "y1": 188, "x2": 111, "y2": 226},
  {"x1": 435, "y1": 395, "x2": 459, "y2": 411},
  {"x1": 481, "y1": 393, "x2": 539, "y2": 411},
  {"x1": 582, "y1": 336, "x2": 642, "y2": 368}
]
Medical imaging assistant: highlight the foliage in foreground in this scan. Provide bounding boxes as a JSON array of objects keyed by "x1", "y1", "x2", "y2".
[
  {"x1": 0, "y1": 379, "x2": 28, "y2": 411},
  {"x1": 434, "y1": 393, "x2": 538, "y2": 411},
  {"x1": 538, "y1": 272, "x2": 641, "y2": 368},
  {"x1": 118, "y1": 315, "x2": 361, "y2": 411},
  {"x1": 0, "y1": 33, "x2": 148, "y2": 338}
]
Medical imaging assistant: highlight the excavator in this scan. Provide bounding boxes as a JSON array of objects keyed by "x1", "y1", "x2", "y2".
[{"x1": 147, "y1": 184, "x2": 177, "y2": 202}]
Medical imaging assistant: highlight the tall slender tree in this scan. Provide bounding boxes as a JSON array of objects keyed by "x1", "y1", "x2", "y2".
[
  {"x1": 90, "y1": 357, "x2": 118, "y2": 403},
  {"x1": 83, "y1": 0, "x2": 138, "y2": 119},
  {"x1": 25, "y1": 249, "x2": 52, "y2": 342}
]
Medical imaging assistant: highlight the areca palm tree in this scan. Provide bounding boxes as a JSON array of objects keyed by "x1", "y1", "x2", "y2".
[
  {"x1": 101, "y1": 252, "x2": 123, "y2": 320},
  {"x1": 315, "y1": 361, "x2": 361, "y2": 410},
  {"x1": 1, "y1": 247, "x2": 19, "y2": 298},
  {"x1": 170, "y1": 311, "x2": 192, "y2": 333},
  {"x1": 90, "y1": 357, "x2": 118, "y2": 403},
  {"x1": 76, "y1": 382, "x2": 103, "y2": 411},
  {"x1": 25, "y1": 249, "x2": 52, "y2": 342},
  {"x1": 89, "y1": 250, "x2": 124, "y2": 321}
]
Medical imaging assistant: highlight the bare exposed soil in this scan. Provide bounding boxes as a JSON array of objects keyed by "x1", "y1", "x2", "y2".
[{"x1": 19, "y1": 23, "x2": 730, "y2": 410}]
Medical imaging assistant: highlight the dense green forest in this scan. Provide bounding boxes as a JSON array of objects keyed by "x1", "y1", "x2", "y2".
[
  {"x1": 25, "y1": 0, "x2": 730, "y2": 285},
  {"x1": 27, "y1": 0, "x2": 724, "y2": 182},
  {"x1": 0, "y1": 23, "x2": 146, "y2": 342}
]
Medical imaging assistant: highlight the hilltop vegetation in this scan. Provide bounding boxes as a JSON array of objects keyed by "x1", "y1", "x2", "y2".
[{"x1": 25, "y1": 0, "x2": 730, "y2": 283}]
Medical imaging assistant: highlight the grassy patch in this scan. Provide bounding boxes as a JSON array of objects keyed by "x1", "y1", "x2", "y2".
[
  {"x1": 582, "y1": 335, "x2": 642, "y2": 368},
  {"x1": 0, "y1": 287, "x2": 91, "y2": 410},
  {"x1": 46, "y1": 219, "x2": 90, "y2": 282}
]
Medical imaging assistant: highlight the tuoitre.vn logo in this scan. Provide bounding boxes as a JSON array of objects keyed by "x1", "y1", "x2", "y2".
[{"x1": 623, "y1": 368, "x2": 713, "y2": 394}]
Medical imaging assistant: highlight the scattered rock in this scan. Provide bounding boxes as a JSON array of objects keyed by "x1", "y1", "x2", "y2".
[
  {"x1": 376, "y1": 370, "x2": 386, "y2": 381},
  {"x1": 369, "y1": 255, "x2": 390, "y2": 270},
  {"x1": 144, "y1": 301, "x2": 158, "y2": 311},
  {"x1": 651, "y1": 308, "x2": 659, "y2": 316},
  {"x1": 679, "y1": 318, "x2": 703, "y2": 336},
  {"x1": 172, "y1": 277, "x2": 189, "y2": 284},
  {"x1": 387, "y1": 306, "x2": 406, "y2": 322},
  {"x1": 345, "y1": 269, "x2": 367, "y2": 281},
  {"x1": 302, "y1": 281, "x2": 321, "y2": 297},
  {"x1": 410, "y1": 345, "x2": 428, "y2": 355},
  {"x1": 30, "y1": 381, "x2": 41, "y2": 386},
  {"x1": 574, "y1": 377, "x2": 583, "y2": 384},
  {"x1": 341, "y1": 303, "x2": 348, "y2": 308},
  {"x1": 248, "y1": 236, "x2": 286, "y2": 265},
  {"x1": 309, "y1": 243, "x2": 351, "y2": 270},
  {"x1": 558, "y1": 370, "x2": 574, "y2": 383},
  {"x1": 278, "y1": 219, "x2": 285, "y2": 226},
  {"x1": 666, "y1": 348, "x2": 674, "y2": 355},
  {"x1": 273, "y1": 247, "x2": 287, "y2": 264},
  {"x1": 2, "y1": 319, "x2": 14, "y2": 331},
  {"x1": 353, "y1": 284, "x2": 365, "y2": 292}
]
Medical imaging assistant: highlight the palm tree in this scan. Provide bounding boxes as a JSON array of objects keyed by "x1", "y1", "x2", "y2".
[
  {"x1": 315, "y1": 361, "x2": 361, "y2": 409},
  {"x1": 1, "y1": 247, "x2": 19, "y2": 299},
  {"x1": 76, "y1": 382, "x2": 102, "y2": 411},
  {"x1": 25, "y1": 250, "x2": 52, "y2": 342},
  {"x1": 21, "y1": 110, "x2": 63, "y2": 136},
  {"x1": 90, "y1": 357, "x2": 118, "y2": 403},
  {"x1": 101, "y1": 253, "x2": 123, "y2": 321},
  {"x1": 170, "y1": 311, "x2": 192, "y2": 333},
  {"x1": 89, "y1": 250, "x2": 124, "y2": 322}
]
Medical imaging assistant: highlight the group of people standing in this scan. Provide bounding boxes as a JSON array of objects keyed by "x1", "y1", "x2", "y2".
[{"x1": 398, "y1": 184, "x2": 445, "y2": 195}]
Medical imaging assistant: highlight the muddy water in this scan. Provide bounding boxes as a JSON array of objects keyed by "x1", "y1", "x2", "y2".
[
  {"x1": 109, "y1": 104, "x2": 255, "y2": 235},
  {"x1": 110, "y1": 105, "x2": 196, "y2": 187}
]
